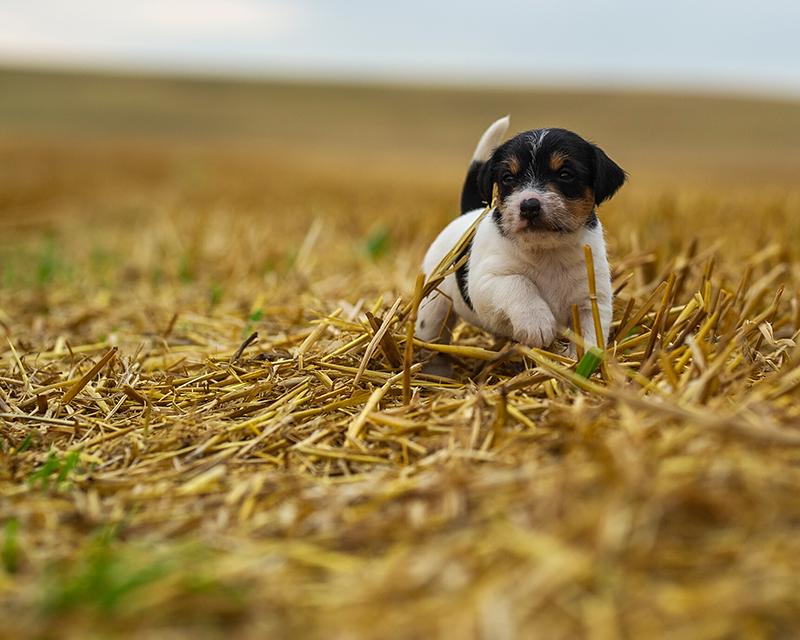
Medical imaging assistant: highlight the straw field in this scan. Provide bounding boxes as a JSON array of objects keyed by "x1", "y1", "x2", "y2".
[{"x1": 2, "y1": 67, "x2": 800, "y2": 639}]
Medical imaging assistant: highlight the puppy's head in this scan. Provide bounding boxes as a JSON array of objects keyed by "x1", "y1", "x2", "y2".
[{"x1": 477, "y1": 128, "x2": 626, "y2": 244}]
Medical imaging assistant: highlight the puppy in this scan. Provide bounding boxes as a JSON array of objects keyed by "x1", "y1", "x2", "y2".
[{"x1": 416, "y1": 116, "x2": 626, "y2": 374}]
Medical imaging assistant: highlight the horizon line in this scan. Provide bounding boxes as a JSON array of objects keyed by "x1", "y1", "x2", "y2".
[{"x1": 3, "y1": 58, "x2": 800, "y2": 104}]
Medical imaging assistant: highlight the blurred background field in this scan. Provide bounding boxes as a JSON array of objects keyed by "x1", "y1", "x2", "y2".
[
  {"x1": 3, "y1": 65, "x2": 800, "y2": 291},
  {"x1": 2, "y1": 63, "x2": 800, "y2": 640}
]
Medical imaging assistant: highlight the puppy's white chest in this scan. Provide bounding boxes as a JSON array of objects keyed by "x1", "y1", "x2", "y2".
[
  {"x1": 469, "y1": 220, "x2": 597, "y2": 326},
  {"x1": 520, "y1": 251, "x2": 588, "y2": 321}
]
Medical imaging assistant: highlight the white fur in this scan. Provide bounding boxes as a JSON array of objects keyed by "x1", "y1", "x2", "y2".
[{"x1": 416, "y1": 209, "x2": 612, "y2": 354}]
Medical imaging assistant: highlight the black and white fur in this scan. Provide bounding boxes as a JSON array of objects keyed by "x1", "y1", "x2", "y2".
[{"x1": 416, "y1": 116, "x2": 626, "y2": 371}]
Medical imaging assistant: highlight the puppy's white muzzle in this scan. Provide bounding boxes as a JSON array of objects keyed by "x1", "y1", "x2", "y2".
[{"x1": 501, "y1": 188, "x2": 563, "y2": 234}]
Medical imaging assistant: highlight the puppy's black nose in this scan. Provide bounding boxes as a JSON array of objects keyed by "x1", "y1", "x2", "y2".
[{"x1": 520, "y1": 198, "x2": 542, "y2": 220}]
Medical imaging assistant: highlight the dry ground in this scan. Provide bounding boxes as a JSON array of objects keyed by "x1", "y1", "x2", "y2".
[{"x1": 2, "y1": 68, "x2": 800, "y2": 639}]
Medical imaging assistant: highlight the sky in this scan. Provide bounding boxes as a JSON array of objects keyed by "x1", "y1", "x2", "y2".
[{"x1": 0, "y1": 0, "x2": 799, "y2": 97}]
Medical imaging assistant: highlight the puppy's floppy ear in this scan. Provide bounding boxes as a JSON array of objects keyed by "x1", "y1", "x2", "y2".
[
  {"x1": 476, "y1": 159, "x2": 496, "y2": 206},
  {"x1": 593, "y1": 146, "x2": 627, "y2": 205}
]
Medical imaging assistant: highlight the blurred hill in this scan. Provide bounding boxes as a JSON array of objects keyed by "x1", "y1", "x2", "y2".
[{"x1": 2, "y1": 66, "x2": 800, "y2": 201}]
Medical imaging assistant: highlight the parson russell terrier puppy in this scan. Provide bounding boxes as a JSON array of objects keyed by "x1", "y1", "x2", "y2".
[{"x1": 416, "y1": 116, "x2": 626, "y2": 375}]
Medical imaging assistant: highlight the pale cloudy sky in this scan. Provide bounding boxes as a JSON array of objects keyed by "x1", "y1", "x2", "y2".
[{"x1": 0, "y1": 0, "x2": 798, "y2": 96}]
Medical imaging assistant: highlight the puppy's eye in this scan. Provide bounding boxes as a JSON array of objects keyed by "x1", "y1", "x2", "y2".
[
  {"x1": 500, "y1": 173, "x2": 515, "y2": 186},
  {"x1": 559, "y1": 169, "x2": 574, "y2": 181}
]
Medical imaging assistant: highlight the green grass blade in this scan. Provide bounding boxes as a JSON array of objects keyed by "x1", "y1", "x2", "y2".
[{"x1": 575, "y1": 346, "x2": 605, "y2": 380}]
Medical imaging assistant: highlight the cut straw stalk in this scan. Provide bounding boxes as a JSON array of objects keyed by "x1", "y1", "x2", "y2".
[
  {"x1": 236, "y1": 415, "x2": 293, "y2": 459},
  {"x1": 70, "y1": 424, "x2": 138, "y2": 451},
  {"x1": 60, "y1": 347, "x2": 118, "y2": 406},
  {"x1": 583, "y1": 245, "x2": 609, "y2": 381},
  {"x1": 405, "y1": 274, "x2": 426, "y2": 405},
  {"x1": 6, "y1": 338, "x2": 30, "y2": 394},
  {"x1": 231, "y1": 332, "x2": 259, "y2": 363},
  {"x1": 365, "y1": 311, "x2": 403, "y2": 369},
  {"x1": 572, "y1": 304, "x2": 585, "y2": 361},
  {"x1": 609, "y1": 386, "x2": 800, "y2": 446},
  {"x1": 353, "y1": 297, "x2": 403, "y2": 387},
  {"x1": 411, "y1": 339, "x2": 505, "y2": 362},
  {"x1": 296, "y1": 308, "x2": 342, "y2": 356},
  {"x1": 640, "y1": 273, "x2": 676, "y2": 369},
  {"x1": 611, "y1": 296, "x2": 636, "y2": 343},
  {"x1": 582, "y1": 245, "x2": 605, "y2": 351},
  {"x1": 613, "y1": 282, "x2": 668, "y2": 349},
  {"x1": 519, "y1": 347, "x2": 606, "y2": 395},
  {"x1": 295, "y1": 447, "x2": 387, "y2": 465},
  {"x1": 752, "y1": 285, "x2": 785, "y2": 352},
  {"x1": 347, "y1": 365, "x2": 422, "y2": 442},
  {"x1": 27, "y1": 341, "x2": 111, "y2": 360},
  {"x1": 0, "y1": 413, "x2": 76, "y2": 428}
]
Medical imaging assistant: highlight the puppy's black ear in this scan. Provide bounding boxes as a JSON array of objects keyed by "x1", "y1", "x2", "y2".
[
  {"x1": 461, "y1": 158, "x2": 497, "y2": 213},
  {"x1": 476, "y1": 159, "x2": 496, "y2": 207},
  {"x1": 593, "y1": 146, "x2": 627, "y2": 205}
]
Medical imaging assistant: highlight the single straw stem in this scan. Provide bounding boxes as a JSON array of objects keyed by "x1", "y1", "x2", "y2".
[
  {"x1": 404, "y1": 274, "x2": 425, "y2": 405},
  {"x1": 583, "y1": 245, "x2": 605, "y2": 351},
  {"x1": 584, "y1": 244, "x2": 609, "y2": 381},
  {"x1": 572, "y1": 304, "x2": 585, "y2": 361}
]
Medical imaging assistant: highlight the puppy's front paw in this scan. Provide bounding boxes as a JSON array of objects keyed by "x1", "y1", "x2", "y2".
[{"x1": 511, "y1": 306, "x2": 558, "y2": 348}]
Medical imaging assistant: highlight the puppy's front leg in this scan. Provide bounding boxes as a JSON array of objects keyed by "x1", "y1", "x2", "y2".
[
  {"x1": 475, "y1": 275, "x2": 558, "y2": 349},
  {"x1": 575, "y1": 305, "x2": 599, "y2": 355}
]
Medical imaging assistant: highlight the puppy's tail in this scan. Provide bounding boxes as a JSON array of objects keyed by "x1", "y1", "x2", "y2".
[{"x1": 460, "y1": 115, "x2": 509, "y2": 214}]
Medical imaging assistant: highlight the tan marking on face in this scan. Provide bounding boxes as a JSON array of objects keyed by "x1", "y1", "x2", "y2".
[
  {"x1": 504, "y1": 155, "x2": 521, "y2": 175},
  {"x1": 549, "y1": 152, "x2": 568, "y2": 172},
  {"x1": 544, "y1": 185, "x2": 595, "y2": 232}
]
